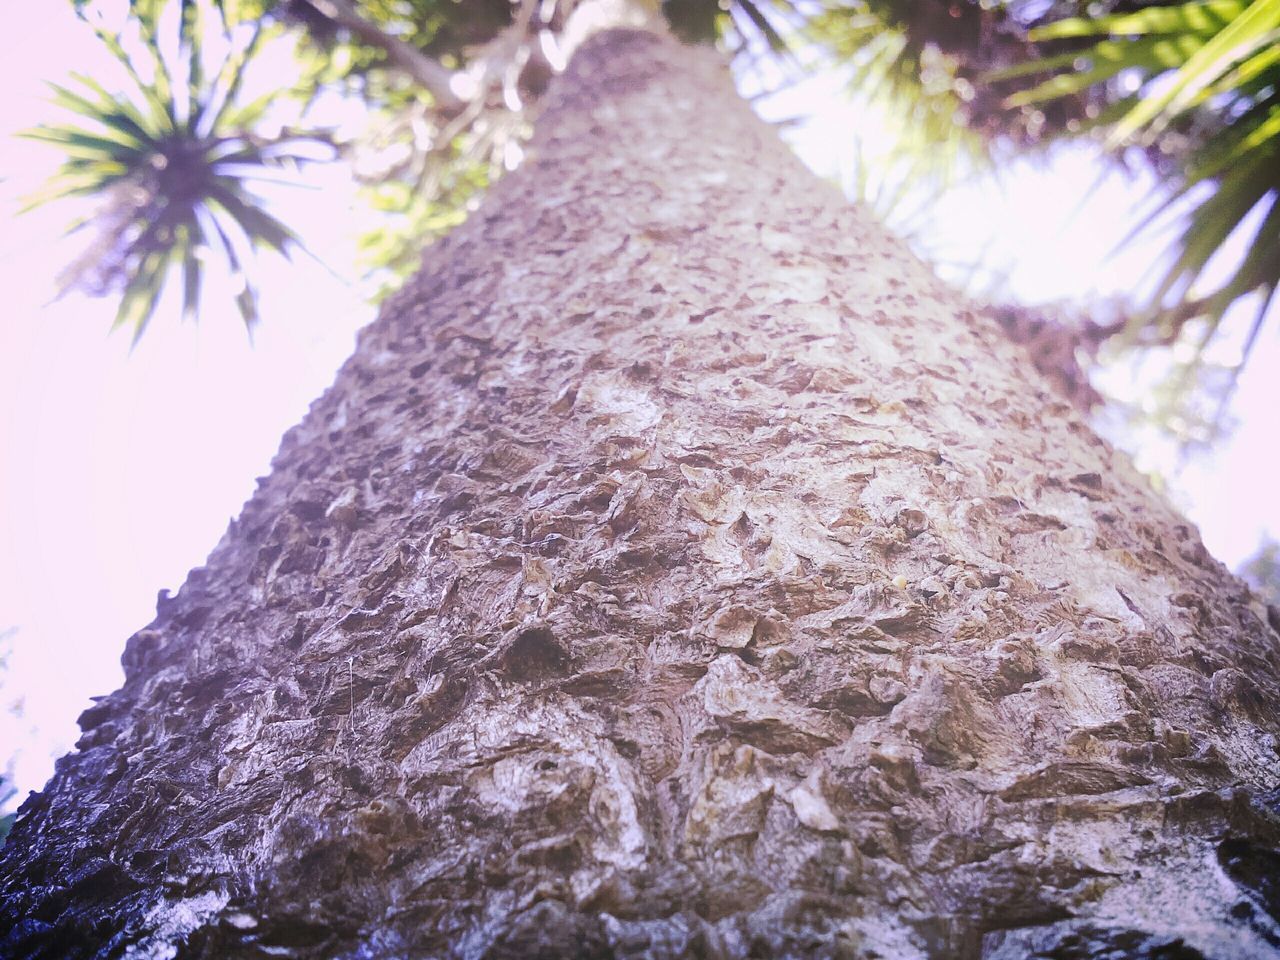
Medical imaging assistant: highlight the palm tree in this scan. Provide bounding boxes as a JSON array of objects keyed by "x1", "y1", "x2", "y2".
[{"x1": 25, "y1": 0, "x2": 331, "y2": 340}]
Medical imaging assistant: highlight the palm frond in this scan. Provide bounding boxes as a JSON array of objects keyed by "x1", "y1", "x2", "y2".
[{"x1": 1001, "y1": 0, "x2": 1280, "y2": 368}]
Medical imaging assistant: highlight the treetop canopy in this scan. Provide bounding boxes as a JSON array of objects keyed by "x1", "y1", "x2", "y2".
[{"x1": 25, "y1": 0, "x2": 1279, "y2": 390}]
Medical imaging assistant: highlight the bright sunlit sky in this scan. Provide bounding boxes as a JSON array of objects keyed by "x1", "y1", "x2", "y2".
[{"x1": 1, "y1": 1, "x2": 1277, "y2": 802}]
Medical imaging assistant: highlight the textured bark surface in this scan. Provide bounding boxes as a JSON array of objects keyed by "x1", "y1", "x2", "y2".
[{"x1": 3, "y1": 28, "x2": 1280, "y2": 960}]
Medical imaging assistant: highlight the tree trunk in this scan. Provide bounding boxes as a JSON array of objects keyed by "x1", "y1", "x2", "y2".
[{"x1": 3, "y1": 26, "x2": 1280, "y2": 960}]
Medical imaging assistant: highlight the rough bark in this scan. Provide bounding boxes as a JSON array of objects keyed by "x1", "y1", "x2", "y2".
[{"x1": 3, "y1": 27, "x2": 1280, "y2": 960}]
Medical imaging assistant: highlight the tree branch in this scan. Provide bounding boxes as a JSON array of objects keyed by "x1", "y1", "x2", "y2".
[{"x1": 306, "y1": 0, "x2": 467, "y2": 112}]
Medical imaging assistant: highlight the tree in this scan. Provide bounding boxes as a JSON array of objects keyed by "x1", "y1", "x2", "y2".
[{"x1": 4, "y1": 12, "x2": 1280, "y2": 960}]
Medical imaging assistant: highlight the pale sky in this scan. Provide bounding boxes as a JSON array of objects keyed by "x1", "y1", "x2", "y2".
[{"x1": 1, "y1": 2, "x2": 1277, "y2": 804}]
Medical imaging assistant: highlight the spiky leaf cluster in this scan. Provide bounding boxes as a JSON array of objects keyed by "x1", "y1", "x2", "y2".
[{"x1": 27, "y1": 0, "x2": 331, "y2": 339}]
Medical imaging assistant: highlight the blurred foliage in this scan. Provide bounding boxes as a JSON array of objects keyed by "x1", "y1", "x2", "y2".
[
  {"x1": 990, "y1": 0, "x2": 1280, "y2": 388},
  {"x1": 795, "y1": 1, "x2": 1149, "y2": 208},
  {"x1": 1240, "y1": 537, "x2": 1280, "y2": 604},
  {"x1": 799, "y1": 5, "x2": 1002, "y2": 192},
  {"x1": 1101, "y1": 336, "x2": 1243, "y2": 452},
  {"x1": 356, "y1": 136, "x2": 492, "y2": 298},
  {"x1": 0, "y1": 627, "x2": 16, "y2": 845},
  {"x1": 809, "y1": 0, "x2": 1277, "y2": 393},
  {"x1": 26, "y1": 0, "x2": 333, "y2": 340}
]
